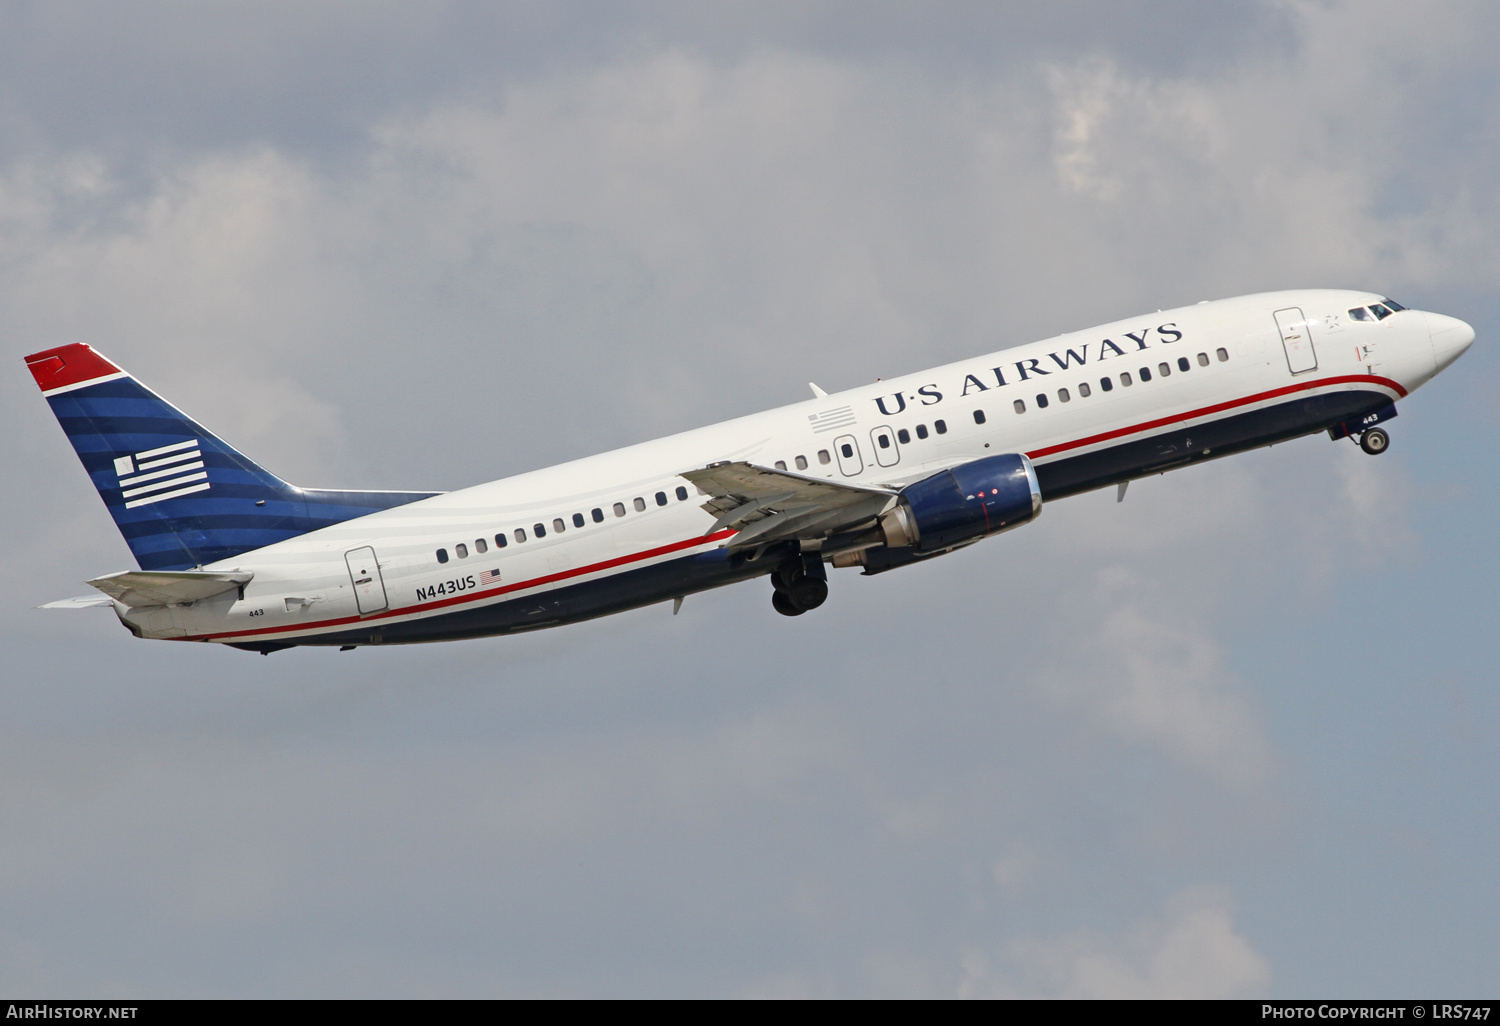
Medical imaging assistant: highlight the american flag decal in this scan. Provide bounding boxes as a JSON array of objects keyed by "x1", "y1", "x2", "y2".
[
  {"x1": 113, "y1": 439, "x2": 209, "y2": 509},
  {"x1": 478, "y1": 568, "x2": 502, "y2": 586},
  {"x1": 807, "y1": 405, "x2": 856, "y2": 433}
]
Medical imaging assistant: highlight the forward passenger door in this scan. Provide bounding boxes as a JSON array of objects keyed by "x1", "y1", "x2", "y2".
[{"x1": 1274, "y1": 307, "x2": 1318, "y2": 374}]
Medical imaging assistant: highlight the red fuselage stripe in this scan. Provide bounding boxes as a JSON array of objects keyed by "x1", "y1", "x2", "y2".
[
  {"x1": 192, "y1": 528, "x2": 740, "y2": 642},
  {"x1": 1024, "y1": 374, "x2": 1406, "y2": 461}
]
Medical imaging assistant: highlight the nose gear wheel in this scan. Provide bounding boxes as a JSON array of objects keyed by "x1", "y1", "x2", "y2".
[{"x1": 1359, "y1": 427, "x2": 1390, "y2": 455}]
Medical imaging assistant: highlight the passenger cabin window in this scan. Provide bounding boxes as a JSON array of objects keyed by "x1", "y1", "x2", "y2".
[
  {"x1": 633, "y1": 497, "x2": 646, "y2": 512},
  {"x1": 655, "y1": 491, "x2": 667, "y2": 506},
  {"x1": 573, "y1": 513, "x2": 585, "y2": 528},
  {"x1": 675, "y1": 486, "x2": 689, "y2": 500},
  {"x1": 533, "y1": 523, "x2": 546, "y2": 538},
  {"x1": 1178, "y1": 357, "x2": 1191, "y2": 372},
  {"x1": 475, "y1": 538, "x2": 488, "y2": 554},
  {"x1": 915, "y1": 424, "x2": 929, "y2": 439},
  {"x1": 515, "y1": 528, "x2": 527, "y2": 542},
  {"x1": 592, "y1": 507, "x2": 604, "y2": 522},
  {"x1": 840, "y1": 442, "x2": 854, "y2": 458},
  {"x1": 877, "y1": 433, "x2": 891, "y2": 448},
  {"x1": 896, "y1": 429, "x2": 910, "y2": 445},
  {"x1": 1121, "y1": 372, "x2": 1133, "y2": 386},
  {"x1": 1349, "y1": 307, "x2": 1373, "y2": 322},
  {"x1": 455, "y1": 543, "x2": 468, "y2": 558},
  {"x1": 794, "y1": 456, "x2": 808, "y2": 471},
  {"x1": 935, "y1": 420, "x2": 947, "y2": 434},
  {"x1": 436, "y1": 548, "x2": 449, "y2": 564},
  {"x1": 1216, "y1": 348, "x2": 1228, "y2": 362},
  {"x1": 494, "y1": 533, "x2": 508, "y2": 548},
  {"x1": 1197, "y1": 352, "x2": 1209, "y2": 366},
  {"x1": 613, "y1": 502, "x2": 626, "y2": 517},
  {"x1": 1100, "y1": 376, "x2": 1114, "y2": 392},
  {"x1": 818, "y1": 450, "x2": 831, "y2": 465},
  {"x1": 553, "y1": 518, "x2": 566, "y2": 533},
  {"x1": 1058, "y1": 388, "x2": 1071, "y2": 403},
  {"x1": 973, "y1": 409, "x2": 987, "y2": 424},
  {"x1": 1139, "y1": 367, "x2": 1152, "y2": 382},
  {"x1": 1158, "y1": 362, "x2": 1171, "y2": 376},
  {"x1": 1014, "y1": 399, "x2": 1026, "y2": 414},
  {"x1": 1035, "y1": 393, "x2": 1049, "y2": 409},
  {"x1": 774, "y1": 460, "x2": 787, "y2": 470},
  {"x1": 1078, "y1": 381, "x2": 1092, "y2": 397}
]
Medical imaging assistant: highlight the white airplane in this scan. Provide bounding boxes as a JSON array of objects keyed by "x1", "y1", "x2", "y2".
[{"x1": 30, "y1": 289, "x2": 1473, "y2": 654}]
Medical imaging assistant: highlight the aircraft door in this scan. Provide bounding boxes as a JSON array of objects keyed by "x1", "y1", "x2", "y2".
[
  {"x1": 345, "y1": 546, "x2": 389, "y2": 615},
  {"x1": 832, "y1": 434, "x2": 864, "y2": 476},
  {"x1": 1274, "y1": 307, "x2": 1318, "y2": 374},
  {"x1": 870, "y1": 425, "x2": 900, "y2": 468}
]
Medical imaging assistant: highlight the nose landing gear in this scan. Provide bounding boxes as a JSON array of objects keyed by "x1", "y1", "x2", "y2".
[
  {"x1": 1358, "y1": 427, "x2": 1390, "y2": 455},
  {"x1": 1329, "y1": 403, "x2": 1398, "y2": 453},
  {"x1": 771, "y1": 553, "x2": 828, "y2": 617}
]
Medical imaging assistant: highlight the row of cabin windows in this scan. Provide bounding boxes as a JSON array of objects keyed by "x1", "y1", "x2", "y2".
[
  {"x1": 436, "y1": 484, "x2": 692, "y2": 564},
  {"x1": 770, "y1": 421, "x2": 951, "y2": 472},
  {"x1": 783, "y1": 345, "x2": 1233, "y2": 466},
  {"x1": 1009, "y1": 349, "x2": 1229, "y2": 415}
]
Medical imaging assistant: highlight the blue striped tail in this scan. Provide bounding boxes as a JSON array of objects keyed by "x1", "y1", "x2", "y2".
[{"x1": 27, "y1": 344, "x2": 436, "y2": 571}]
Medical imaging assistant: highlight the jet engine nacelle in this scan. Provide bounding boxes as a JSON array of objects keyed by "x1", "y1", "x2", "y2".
[{"x1": 880, "y1": 453, "x2": 1042, "y2": 553}]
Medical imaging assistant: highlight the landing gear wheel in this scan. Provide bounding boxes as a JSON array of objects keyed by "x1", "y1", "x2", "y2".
[
  {"x1": 771, "y1": 589, "x2": 805, "y2": 617},
  {"x1": 771, "y1": 553, "x2": 828, "y2": 616},
  {"x1": 1359, "y1": 427, "x2": 1390, "y2": 455},
  {"x1": 789, "y1": 578, "x2": 828, "y2": 611}
]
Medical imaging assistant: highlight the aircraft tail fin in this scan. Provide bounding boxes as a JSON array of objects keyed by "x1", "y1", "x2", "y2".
[{"x1": 25, "y1": 343, "x2": 436, "y2": 571}]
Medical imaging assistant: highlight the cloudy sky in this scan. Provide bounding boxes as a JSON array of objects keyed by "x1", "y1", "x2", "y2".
[{"x1": 2, "y1": 0, "x2": 1497, "y2": 997}]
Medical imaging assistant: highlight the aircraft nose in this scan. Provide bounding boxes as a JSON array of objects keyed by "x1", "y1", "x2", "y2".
[{"x1": 1426, "y1": 311, "x2": 1475, "y2": 373}]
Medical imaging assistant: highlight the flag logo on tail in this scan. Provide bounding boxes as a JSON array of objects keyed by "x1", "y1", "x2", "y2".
[{"x1": 114, "y1": 439, "x2": 209, "y2": 508}]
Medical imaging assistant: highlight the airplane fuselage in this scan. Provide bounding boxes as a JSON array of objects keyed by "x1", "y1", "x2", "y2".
[{"x1": 38, "y1": 289, "x2": 1473, "y2": 652}]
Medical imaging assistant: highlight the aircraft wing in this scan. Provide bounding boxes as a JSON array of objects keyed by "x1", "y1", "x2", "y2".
[
  {"x1": 682, "y1": 461, "x2": 896, "y2": 550},
  {"x1": 84, "y1": 569, "x2": 254, "y2": 608}
]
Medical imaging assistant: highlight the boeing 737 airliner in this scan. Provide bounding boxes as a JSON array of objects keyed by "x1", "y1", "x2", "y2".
[{"x1": 29, "y1": 289, "x2": 1473, "y2": 653}]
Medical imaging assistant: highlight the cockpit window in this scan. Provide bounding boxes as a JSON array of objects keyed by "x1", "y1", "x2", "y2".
[
  {"x1": 1382, "y1": 298, "x2": 1405, "y2": 312},
  {"x1": 1349, "y1": 307, "x2": 1373, "y2": 322},
  {"x1": 1370, "y1": 303, "x2": 1393, "y2": 320}
]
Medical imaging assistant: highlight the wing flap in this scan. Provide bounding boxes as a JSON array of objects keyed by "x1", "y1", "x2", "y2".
[
  {"x1": 682, "y1": 461, "x2": 895, "y2": 549},
  {"x1": 85, "y1": 569, "x2": 253, "y2": 608}
]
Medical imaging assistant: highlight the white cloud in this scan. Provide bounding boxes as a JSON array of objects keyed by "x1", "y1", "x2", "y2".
[
  {"x1": 960, "y1": 885, "x2": 1272, "y2": 999},
  {"x1": 1041, "y1": 575, "x2": 1273, "y2": 787}
]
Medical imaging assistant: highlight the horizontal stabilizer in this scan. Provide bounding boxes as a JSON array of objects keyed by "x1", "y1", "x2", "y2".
[
  {"x1": 86, "y1": 569, "x2": 253, "y2": 608},
  {"x1": 40, "y1": 594, "x2": 116, "y2": 610}
]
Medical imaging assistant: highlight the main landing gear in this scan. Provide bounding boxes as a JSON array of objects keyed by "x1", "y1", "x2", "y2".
[
  {"x1": 771, "y1": 553, "x2": 828, "y2": 617},
  {"x1": 1358, "y1": 427, "x2": 1390, "y2": 455}
]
